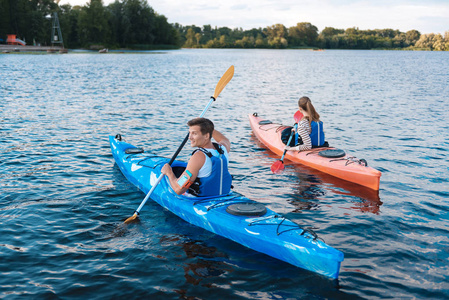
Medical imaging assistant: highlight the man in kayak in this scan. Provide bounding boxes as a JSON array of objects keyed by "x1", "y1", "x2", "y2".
[
  {"x1": 161, "y1": 117, "x2": 232, "y2": 197},
  {"x1": 283, "y1": 96, "x2": 327, "y2": 151}
]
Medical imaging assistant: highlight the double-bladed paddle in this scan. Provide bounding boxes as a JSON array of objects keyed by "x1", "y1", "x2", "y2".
[
  {"x1": 270, "y1": 110, "x2": 303, "y2": 174},
  {"x1": 124, "y1": 65, "x2": 235, "y2": 224}
]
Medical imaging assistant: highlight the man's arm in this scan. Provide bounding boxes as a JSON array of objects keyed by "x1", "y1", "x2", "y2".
[
  {"x1": 161, "y1": 151, "x2": 205, "y2": 195},
  {"x1": 212, "y1": 130, "x2": 231, "y2": 153}
]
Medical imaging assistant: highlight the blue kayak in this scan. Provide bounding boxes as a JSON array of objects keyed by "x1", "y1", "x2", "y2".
[{"x1": 109, "y1": 135, "x2": 344, "y2": 279}]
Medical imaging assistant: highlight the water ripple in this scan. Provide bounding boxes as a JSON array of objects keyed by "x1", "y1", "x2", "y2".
[{"x1": 1, "y1": 49, "x2": 449, "y2": 299}]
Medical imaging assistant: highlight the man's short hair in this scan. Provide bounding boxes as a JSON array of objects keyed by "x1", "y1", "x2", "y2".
[{"x1": 187, "y1": 118, "x2": 214, "y2": 139}]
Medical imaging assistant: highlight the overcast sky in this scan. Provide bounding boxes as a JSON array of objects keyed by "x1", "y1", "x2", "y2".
[{"x1": 58, "y1": 0, "x2": 449, "y2": 34}]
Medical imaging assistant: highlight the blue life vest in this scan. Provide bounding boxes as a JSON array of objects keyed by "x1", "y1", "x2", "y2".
[
  {"x1": 310, "y1": 121, "x2": 325, "y2": 147},
  {"x1": 190, "y1": 143, "x2": 232, "y2": 197}
]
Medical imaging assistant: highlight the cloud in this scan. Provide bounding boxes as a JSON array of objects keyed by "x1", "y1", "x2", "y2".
[{"x1": 230, "y1": 4, "x2": 249, "y2": 10}]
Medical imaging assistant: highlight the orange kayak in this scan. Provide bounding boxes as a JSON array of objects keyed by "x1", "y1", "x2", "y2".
[{"x1": 249, "y1": 113, "x2": 381, "y2": 190}]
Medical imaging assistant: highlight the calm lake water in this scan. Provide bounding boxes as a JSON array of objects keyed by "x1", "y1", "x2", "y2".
[{"x1": 1, "y1": 49, "x2": 448, "y2": 299}]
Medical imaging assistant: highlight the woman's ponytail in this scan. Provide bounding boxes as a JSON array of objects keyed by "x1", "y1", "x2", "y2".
[{"x1": 298, "y1": 96, "x2": 320, "y2": 125}]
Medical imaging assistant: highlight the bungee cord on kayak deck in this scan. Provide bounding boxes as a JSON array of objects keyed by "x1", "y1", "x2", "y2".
[
  {"x1": 247, "y1": 215, "x2": 322, "y2": 242},
  {"x1": 328, "y1": 156, "x2": 369, "y2": 167}
]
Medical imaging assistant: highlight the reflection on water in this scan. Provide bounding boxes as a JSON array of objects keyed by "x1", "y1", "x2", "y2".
[
  {"x1": 179, "y1": 240, "x2": 229, "y2": 285},
  {"x1": 291, "y1": 164, "x2": 382, "y2": 214}
]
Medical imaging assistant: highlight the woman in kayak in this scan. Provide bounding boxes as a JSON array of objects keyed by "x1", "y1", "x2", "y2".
[
  {"x1": 161, "y1": 117, "x2": 232, "y2": 197},
  {"x1": 283, "y1": 96, "x2": 326, "y2": 151}
]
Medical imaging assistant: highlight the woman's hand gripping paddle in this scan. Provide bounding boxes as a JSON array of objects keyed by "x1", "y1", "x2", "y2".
[
  {"x1": 124, "y1": 66, "x2": 235, "y2": 224},
  {"x1": 270, "y1": 110, "x2": 303, "y2": 174}
]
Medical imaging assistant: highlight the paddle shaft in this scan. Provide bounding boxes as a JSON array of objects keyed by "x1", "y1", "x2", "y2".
[
  {"x1": 134, "y1": 97, "x2": 216, "y2": 215},
  {"x1": 279, "y1": 123, "x2": 297, "y2": 162}
]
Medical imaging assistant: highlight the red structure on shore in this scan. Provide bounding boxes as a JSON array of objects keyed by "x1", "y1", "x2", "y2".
[{"x1": 6, "y1": 34, "x2": 26, "y2": 46}]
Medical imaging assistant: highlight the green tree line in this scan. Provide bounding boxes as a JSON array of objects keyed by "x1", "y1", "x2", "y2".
[
  {"x1": 0, "y1": 0, "x2": 181, "y2": 49},
  {"x1": 177, "y1": 23, "x2": 449, "y2": 51},
  {"x1": 1, "y1": 0, "x2": 448, "y2": 51}
]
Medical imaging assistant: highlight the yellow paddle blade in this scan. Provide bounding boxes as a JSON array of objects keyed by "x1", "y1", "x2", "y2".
[
  {"x1": 213, "y1": 65, "x2": 234, "y2": 99},
  {"x1": 124, "y1": 213, "x2": 139, "y2": 224}
]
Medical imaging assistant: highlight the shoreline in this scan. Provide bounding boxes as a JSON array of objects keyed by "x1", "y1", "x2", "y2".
[
  {"x1": 0, "y1": 45, "x2": 64, "y2": 52},
  {"x1": 1, "y1": 44, "x2": 437, "y2": 53}
]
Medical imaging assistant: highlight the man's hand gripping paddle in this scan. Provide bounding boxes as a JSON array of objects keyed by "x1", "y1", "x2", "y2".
[{"x1": 270, "y1": 110, "x2": 303, "y2": 174}]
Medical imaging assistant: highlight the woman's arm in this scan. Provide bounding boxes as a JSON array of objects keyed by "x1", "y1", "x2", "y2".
[{"x1": 285, "y1": 121, "x2": 312, "y2": 151}]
